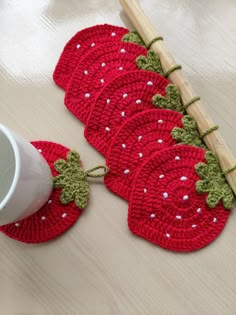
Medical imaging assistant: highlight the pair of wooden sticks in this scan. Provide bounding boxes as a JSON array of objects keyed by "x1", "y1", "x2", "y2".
[{"x1": 120, "y1": 0, "x2": 236, "y2": 196}]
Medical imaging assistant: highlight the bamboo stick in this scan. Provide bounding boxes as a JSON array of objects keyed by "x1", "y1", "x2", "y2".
[{"x1": 119, "y1": 0, "x2": 236, "y2": 196}]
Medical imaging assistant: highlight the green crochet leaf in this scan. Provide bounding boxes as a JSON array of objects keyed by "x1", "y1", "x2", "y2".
[
  {"x1": 195, "y1": 151, "x2": 233, "y2": 209},
  {"x1": 53, "y1": 151, "x2": 89, "y2": 209},
  {"x1": 122, "y1": 30, "x2": 146, "y2": 47},
  {"x1": 136, "y1": 50, "x2": 164, "y2": 76},
  {"x1": 152, "y1": 84, "x2": 184, "y2": 113},
  {"x1": 171, "y1": 115, "x2": 207, "y2": 149}
]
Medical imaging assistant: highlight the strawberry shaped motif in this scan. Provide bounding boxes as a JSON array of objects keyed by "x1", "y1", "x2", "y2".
[
  {"x1": 136, "y1": 50, "x2": 164, "y2": 76},
  {"x1": 65, "y1": 42, "x2": 147, "y2": 124},
  {"x1": 171, "y1": 115, "x2": 207, "y2": 149},
  {"x1": 152, "y1": 84, "x2": 185, "y2": 113},
  {"x1": 128, "y1": 145, "x2": 230, "y2": 252},
  {"x1": 53, "y1": 24, "x2": 128, "y2": 90},
  {"x1": 0, "y1": 141, "x2": 82, "y2": 243},
  {"x1": 105, "y1": 109, "x2": 183, "y2": 200},
  {"x1": 85, "y1": 70, "x2": 169, "y2": 156}
]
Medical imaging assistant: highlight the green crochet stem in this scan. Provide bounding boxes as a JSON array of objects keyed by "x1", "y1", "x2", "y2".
[
  {"x1": 164, "y1": 65, "x2": 182, "y2": 78},
  {"x1": 53, "y1": 151, "x2": 108, "y2": 209},
  {"x1": 184, "y1": 96, "x2": 200, "y2": 109},
  {"x1": 223, "y1": 165, "x2": 236, "y2": 175},
  {"x1": 147, "y1": 36, "x2": 164, "y2": 49},
  {"x1": 200, "y1": 125, "x2": 219, "y2": 139},
  {"x1": 195, "y1": 151, "x2": 234, "y2": 209}
]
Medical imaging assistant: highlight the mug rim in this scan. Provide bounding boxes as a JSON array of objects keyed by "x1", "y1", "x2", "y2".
[{"x1": 0, "y1": 124, "x2": 20, "y2": 211}]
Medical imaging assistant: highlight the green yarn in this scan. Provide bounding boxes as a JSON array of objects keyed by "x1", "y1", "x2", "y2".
[
  {"x1": 171, "y1": 116, "x2": 207, "y2": 149},
  {"x1": 53, "y1": 151, "x2": 90, "y2": 208},
  {"x1": 136, "y1": 50, "x2": 164, "y2": 76},
  {"x1": 200, "y1": 125, "x2": 219, "y2": 139},
  {"x1": 147, "y1": 36, "x2": 164, "y2": 49},
  {"x1": 164, "y1": 65, "x2": 182, "y2": 78},
  {"x1": 122, "y1": 30, "x2": 146, "y2": 47},
  {"x1": 152, "y1": 84, "x2": 184, "y2": 113},
  {"x1": 195, "y1": 151, "x2": 233, "y2": 209}
]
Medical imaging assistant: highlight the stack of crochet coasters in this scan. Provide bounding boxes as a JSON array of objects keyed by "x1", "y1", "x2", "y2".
[{"x1": 52, "y1": 23, "x2": 232, "y2": 252}]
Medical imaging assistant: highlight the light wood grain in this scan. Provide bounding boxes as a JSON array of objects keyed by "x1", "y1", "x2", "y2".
[
  {"x1": 1, "y1": 0, "x2": 236, "y2": 314},
  {"x1": 120, "y1": 0, "x2": 236, "y2": 195}
]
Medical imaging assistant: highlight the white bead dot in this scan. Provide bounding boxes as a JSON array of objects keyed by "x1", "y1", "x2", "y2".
[
  {"x1": 123, "y1": 93, "x2": 128, "y2": 98},
  {"x1": 157, "y1": 139, "x2": 163, "y2": 144},
  {"x1": 38, "y1": 149, "x2": 42, "y2": 153},
  {"x1": 150, "y1": 213, "x2": 155, "y2": 218},
  {"x1": 192, "y1": 224, "x2": 197, "y2": 228},
  {"x1": 105, "y1": 127, "x2": 110, "y2": 132},
  {"x1": 213, "y1": 217, "x2": 217, "y2": 223},
  {"x1": 119, "y1": 66, "x2": 123, "y2": 70},
  {"x1": 122, "y1": 144, "x2": 126, "y2": 148},
  {"x1": 180, "y1": 176, "x2": 187, "y2": 181},
  {"x1": 91, "y1": 43, "x2": 95, "y2": 47},
  {"x1": 48, "y1": 200, "x2": 52, "y2": 204},
  {"x1": 166, "y1": 233, "x2": 171, "y2": 238},
  {"x1": 76, "y1": 44, "x2": 81, "y2": 49},
  {"x1": 176, "y1": 215, "x2": 182, "y2": 220},
  {"x1": 120, "y1": 48, "x2": 126, "y2": 53},
  {"x1": 159, "y1": 174, "x2": 164, "y2": 179},
  {"x1": 183, "y1": 195, "x2": 189, "y2": 201},
  {"x1": 121, "y1": 111, "x2": 125, "y2": 117},
  {"x1": 163, "y1": 192, "x2": 168, "y2": 198},
  {"x1": 175, "y1": 156, "x2": 181, "y2": 160},
  {"x1": 138, "y1": 135, "x2": 142, "y2": 141},
  {"x1": 158, "y1": 119, "x2": 163, "y2": 123},
  {"x1": 84, "y1": 70, "x2": 88, "y2": 75},
  {"x1": 139, "y1": 152, "x2": 143, "y2": 158},
  {"x1": 101, "y1": 62, "x2": 106, "y2": 67},
  {"x1": 197, "y1": 208, "x2": 201, "y2": 213},
  {"x1": 100, "y1": 79, "x2": 105, "y2": 84},
  {"x1": 15, "y1": 223, "x2": 20, "y2": 227},
  {"x1": 106, "y1": 99, "x2": 110, "y2": 104},
  {"x1": 111, "y1": 32, "x2": 116, "y2": 36},
  {"x1": 147, "y1": 81, "x2": 153, "y2": 86},
  {"x1": 41, "y1": 216, "x2": 46, "y2": 220},
  {"x1": 136, "y1": 99, "x2": 142, "y2": 104},
  {"x1": 144, "y1": 188, "x2": 147, "y2": 193},
  {"x1": 124, "y1": 169, "x2": 130, "y2": 174},
  {"x1": 62, "y1": 213, "x2": 67, "y2": 218},
  {"x1": 85, "y1": 93, "x2": 90, "y2": 98}
]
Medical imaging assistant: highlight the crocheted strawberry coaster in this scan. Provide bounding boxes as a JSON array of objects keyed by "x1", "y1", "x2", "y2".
[
  {"x1": 0, "y1": 141, "x2": 82, "y2": 243},
  {"x1": 53, "y1": 24, "x2": 128, "y2": 90},
  {"x1": 105, "y1": 109, "x2": 183, "y2": 200},
  {"x1": 128, "y1": 145, "x2": 230, "y2": 252},
  {"x1": 85, "y1": 70, "x2": 170, "y2": 156},
  {"x1": 65, "y1": 43, "x2": 147, "y2": 124}
]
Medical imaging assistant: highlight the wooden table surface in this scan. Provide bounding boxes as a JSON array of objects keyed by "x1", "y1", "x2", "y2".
[{"x1": 1, "y1": 0, "x2": 236, "y2": 314}]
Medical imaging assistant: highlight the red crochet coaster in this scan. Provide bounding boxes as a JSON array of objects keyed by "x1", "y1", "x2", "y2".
[
  {"x1": 128, "y1": 145, "x2": 230, "y2": 252},
  {"x1": 105, "y1": 109, "x2": 183, "y2": 200},
  {"x1": 0, "y1": 141, "x2": 82, "y2": 243},
  {"x1": 65, "y1": 43, "x2": 147, "y2": 124},
  {"x1": 85, "y1": 70, "x2": 170, "y2": 156},
  {"x1": 53, "y1": 24, "x2": 128, "y2": 90}
]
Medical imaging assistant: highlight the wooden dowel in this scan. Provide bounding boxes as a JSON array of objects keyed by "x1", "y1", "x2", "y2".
[{"x1": 120, "y1": 0, "x2": 236, "y2": 196}]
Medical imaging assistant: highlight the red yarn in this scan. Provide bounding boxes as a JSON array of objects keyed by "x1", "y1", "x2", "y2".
[
  {"x1": 53, "y1": 24, "x2": 128, "y2": 90},
  {"x1": 0, "y1": 141, "x2": 82, "y2": 243},
  {"x1": 105, "y1": 109, "x2": 183, "y2": 200},
  {"x1": 85, "y1": 70, "x2": 170, "y2": 156},
  {"x1": 65, "y1": 43, "x2": 147, "y2": 124},
  {"x1": 128, "y1": 145, "x2": 230, "y2": 252}
]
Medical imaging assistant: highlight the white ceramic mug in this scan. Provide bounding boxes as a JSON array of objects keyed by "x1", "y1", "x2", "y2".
[{"x1": 0, "y1": 124, "x2": 53, "y2": 225}]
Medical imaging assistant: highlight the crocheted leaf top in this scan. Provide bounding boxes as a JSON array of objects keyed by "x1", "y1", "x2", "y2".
[
  {"x1": 122, "y1": 30, "x2": 146, "y2": 47},
  {"x1": 195, "y1": 151, "x2": 233, "y2": 209},
  {"x1": 53, "y1": 151, "x2": 89, "y2": 209},
  {"x1": 171, "y1": 115, "x2": 207, "y2": 149},
  {"x1": 152, "y1": 84, "x2": 184, "y2": 113},
  {"x1": 136, "y1": 50, "x2": 164, "y2": 75}
]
